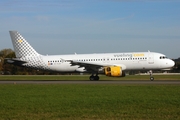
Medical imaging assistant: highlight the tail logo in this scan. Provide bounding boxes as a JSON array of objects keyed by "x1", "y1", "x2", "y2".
[{"x1": 18, "y1": 39, "x2": 23, "y2": 43}]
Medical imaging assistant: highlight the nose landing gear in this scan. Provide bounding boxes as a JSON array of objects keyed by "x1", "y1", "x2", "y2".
[{"x1": 149, "y1": 70, "x2": 154, "y2": 81}]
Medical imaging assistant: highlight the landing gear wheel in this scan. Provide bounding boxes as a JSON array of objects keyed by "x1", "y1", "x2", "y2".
[
  {"x1": 94, "y1": 76, "x2": 99, "y2": 81},
  {"x1": 89, "y1": 75, "x2": 99, "y2": 81},
  {"x1": 150, "y1": 77, "x2": 154, "y2": 81},
  {"x1": 149, "y1": 70, "x2": 154, "y2": 81},
  {"x1": 89, "y1": 75, "x2": 94, "y2": 81}
]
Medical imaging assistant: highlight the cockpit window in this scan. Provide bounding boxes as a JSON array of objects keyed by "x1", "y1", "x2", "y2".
[{"x1": 160, "y1": 56, "x2": 168, "y2": 59}]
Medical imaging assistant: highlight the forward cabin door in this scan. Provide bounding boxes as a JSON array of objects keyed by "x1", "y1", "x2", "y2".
[{"x1": 148, "y1": 53, "x2": 154, "y2": 64}]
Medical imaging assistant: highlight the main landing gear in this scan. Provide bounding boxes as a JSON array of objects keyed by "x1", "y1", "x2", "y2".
[
  {"x1": 89, "y1": 74, "x2": 99, "y2": 81},
  {"x1": 149, "y1": 70, "x2": 154, "y2": 81}
]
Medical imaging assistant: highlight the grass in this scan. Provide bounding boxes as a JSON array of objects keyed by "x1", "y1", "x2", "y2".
[
  {"x1": 0, "y1": 84, "x2": 180, "y2": 120},
  {"x1": 0, "y1": 74, "x2": 180, "y2": 80}
]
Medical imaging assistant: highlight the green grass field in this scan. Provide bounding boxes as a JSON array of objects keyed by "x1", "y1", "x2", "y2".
[
  {"x1": 0, "y1": 75, "x2": 180, "y2": 119},
  {"x1": 0, "y1": 74, "x2": 180, "y2": 80},
  {"x1": 0, "y1": 84, "x2": 180, "y2": 120}
]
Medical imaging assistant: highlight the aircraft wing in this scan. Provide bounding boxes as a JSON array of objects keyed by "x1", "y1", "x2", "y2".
[
  {"x1": 70, "y1": 60, "x2": 126, "y2": 72},
  {"x1": 5, "y1": 58, "x2": 27, "y2": 66},
  {"x1": 71, "y1": 60, "x2": 107, "y2": 67},
  {"x1": 70, "y1": 60, "x2": 103, "y2": 72}
]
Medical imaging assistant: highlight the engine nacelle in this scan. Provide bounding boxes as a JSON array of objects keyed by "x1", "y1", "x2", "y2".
[{"x1": 104, "y1": 66, "x2": 125, "y2": 77}]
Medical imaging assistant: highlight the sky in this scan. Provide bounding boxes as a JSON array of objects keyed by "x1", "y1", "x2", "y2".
[{"x1": 0, "y1": 0, "x2": 180, "y2": 58}]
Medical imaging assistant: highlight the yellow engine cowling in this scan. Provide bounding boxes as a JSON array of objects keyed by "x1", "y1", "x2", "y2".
[{"x1": 104, "y1": 66, "x2": 125, "y2": 77}]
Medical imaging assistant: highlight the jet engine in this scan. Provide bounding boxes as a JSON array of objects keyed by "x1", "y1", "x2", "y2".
[{"x1": 104, "y1": 66, "x2": 125, "y2": 77}]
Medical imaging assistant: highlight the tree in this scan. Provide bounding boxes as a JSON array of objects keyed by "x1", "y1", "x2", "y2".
[
  {"x1": 0, "y1": 49, "x2": 15, "y2": 72},
  {"x1": 0, "y1": 48, "x2": 59, "y2": 75}
]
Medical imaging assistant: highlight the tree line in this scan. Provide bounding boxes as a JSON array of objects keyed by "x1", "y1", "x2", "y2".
[
  {"x1": 0, "y1": 49, "x2": 59, "y2": 75},
  {"x1": 0, "y1": 48, "x2": 180, "y2": 75}
]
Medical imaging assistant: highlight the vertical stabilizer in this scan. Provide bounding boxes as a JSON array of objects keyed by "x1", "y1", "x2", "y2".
[{"x1": 9, "y1": 31, "x2": 39, "y2": 58}]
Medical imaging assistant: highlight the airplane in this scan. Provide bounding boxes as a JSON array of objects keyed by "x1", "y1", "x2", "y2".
[{"x1": 7, "y1": 31, "x2": 175, "y2": 81}]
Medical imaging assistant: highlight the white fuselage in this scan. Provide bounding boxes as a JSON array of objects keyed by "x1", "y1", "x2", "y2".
[{"x1": 23, "y1": 52, "x2": 174, "y2": 73}]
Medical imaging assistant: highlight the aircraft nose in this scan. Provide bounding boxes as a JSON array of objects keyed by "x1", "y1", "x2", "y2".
[{"x1": 168, "y1": 60, "x2": 175, "y2": 67}]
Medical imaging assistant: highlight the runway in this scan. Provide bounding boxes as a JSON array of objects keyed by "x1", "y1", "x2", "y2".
[{"x1": 0, "y1": 80, "x2": 180, "y2": 84}]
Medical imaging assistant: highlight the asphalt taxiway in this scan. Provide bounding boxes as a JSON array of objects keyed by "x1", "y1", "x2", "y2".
[{"x1": 0, "y1": 80, "x2": 180, "y2": 84}]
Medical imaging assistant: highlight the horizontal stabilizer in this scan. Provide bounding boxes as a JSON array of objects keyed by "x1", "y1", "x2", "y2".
[{"x1": 5, "y1": 58, "x2": 27, "y2": 66}]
